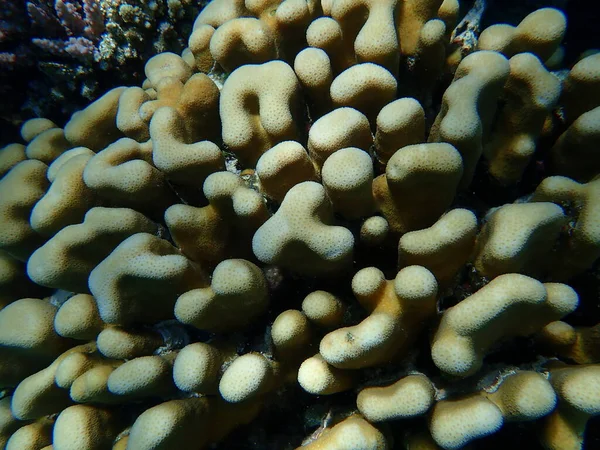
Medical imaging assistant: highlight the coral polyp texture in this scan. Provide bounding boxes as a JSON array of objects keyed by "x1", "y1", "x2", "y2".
[{"x1": 1, "y1": 0, "x2": 600, "y2": 449}]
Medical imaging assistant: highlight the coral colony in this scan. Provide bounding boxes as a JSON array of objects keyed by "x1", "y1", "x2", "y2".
[
  {"x1": 0, "y1": 0, "x2": 600, "y2": 449},
  {"x1": 0, "y1": 1, "x2": 200, "y2": 123}
]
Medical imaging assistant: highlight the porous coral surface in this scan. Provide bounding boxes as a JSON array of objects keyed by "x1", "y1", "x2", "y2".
[{"x1": 0, "y1": 1, "x2": 600, "y2": 449}]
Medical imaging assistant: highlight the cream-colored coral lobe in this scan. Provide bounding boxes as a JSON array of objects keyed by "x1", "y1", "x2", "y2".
[{"x1": 1, "y1": 1, "x2": 600, "y2": 449}]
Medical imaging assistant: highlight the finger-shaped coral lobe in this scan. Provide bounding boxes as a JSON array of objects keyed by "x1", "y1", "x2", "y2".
[
  {"x1": 5, "y1": 417, "x2": 53, "y2": 450},
  {"x1": 0, "y1": 298, "x2": 72, "y2": 387},
  {"x1": 561, "y1": 53, "x2": 600, "y2": 124},
  {"x1": 0, "y1": 251, "x2": 47, "y2": 309},
  {"x1": 25, "y1": 127, "x2": 72, "y2": 164},
  {"x1": 398, "y1": 208, "x2": 476, "y2": 286},
  {"x1": 20, "y1": 118, "x2": 58, "y2": 144},
  {"x1": 126, "y1": 397, "x2": 212, "y2": 449},
  {"x1": 374, "y1": 97, "x2": 425, "y2": 164},
  {"x1": 306, "y1": 17, "x2": 354, "y2": 74},
  {"x1": 484, "y1": 371, "x2": 557, "y2": 422},
  {"x1": 357, "y1": 374, "x2": 436, "y2": 422},
  {"x1": 166, "y1": 171, "x2": 268, "y2": 266},
  {"x1": 30, "y1": 152, "x2": 96, "y2": 236},
  {"x1": 107, "y1": 355, "x2": 176, "y2": 399},
  {"x1": 294, "y1": 47, "x2": 333, "y2": 117},
  {"x1": 0, "y1": 160, "x2": 49, "y2": 261},
  {"x1": 89, "y1": 233, "x2": 207, "y2": 325},
  {"x1": 478, "y1": 8, "x2": 566, "y2": 61},
  {"x1": 298, "y1": 353, "x2": 356, "y2": 395},
  {"x1": 64, "y1": 88, "x2": 125, "y2": 152},
  {"x1": 10, "y1": 343, "x2": 97, "y2": 420},
  {"x1": 252, "y1": 181, "x2": 354, "y2": 276},
  {"x1": 322, "y1": 147, "x2": 374, "y2": 220},
  {"x1": 220, "y1": 60, "x2": 302, "y2": 167},
  {"x1": 173, "y1": 342, "x2": 223, "y2": 393},
  {"x1": 52, "y1": 405, "x2": 123, "y2": 450},
  {"x1": 96, "y1": 327, "x2": 163, "y2": 360},
  {"x1": 483, "y1": 53, "x2": 561, "y2": 185},
  {"x1": 373, "y1": 142, "x2": 463, "y2": 234},
  {"x1": 302, "y1": 290, "x2": 346, "y2": 329},
  {"x1": 150, "y1": 106, "x2": 224, "y2": 188},
  {"x1": 255, "y1": 140, "x2": 318, "y2": 202},
  {"x1": 83, "y1": 138, "x2": 177, "y2": 214},
  {"x1": 53, "y1": 294, "x2": 105, "y2": 341},
  {"x1": 531, "y1": 176, "x2": 600, "y2": 280},
  {"x1": 319, "y1": 265, "x2": 437, "y2": 369},
  {"x1": 271, "y1": 309, "x2": 312, "y2": 358},
  {"x1": 537, "y1": 321, "x2": 600, "y2": 365},
  {"x1": 330, "y1": 63, "x2": 397, "y2": 122},
  {"x1": 540, "y1": 363, "x2": 600, "y2": 450},
  {"x1": 307, "y1": 107, "x2": 372, "y2": 172},
  {"x1": 429, "y1": 396, "x2": 503, "y2": 449},
  {"x1": 219, "y1": 352, "x2": 278, "y2": 403},
  {"x1": 299, "y1": 414, "x2": 388, "y2": 450},
  {"x1": 431, "y1": 275, "x2": 578, "y2": 377},
  {"x1": 175, "y1": 258, "x2": 269, "y2": 332},
  {"x1": 550, "y1": 106, "x2": 600, "y2": 183},
  {"x1": 0, "y1": 144, "x2": 27, "y2": 178},
  {"x1": 472, "y1": 202, "x2": 566, "y2": 279},
  {"x1": 359, "y1": 216, "x2": 390, "y2": 247},
  {"x1": 210, "y1": 18, "x2": 276, "y2": 72},
  {"x1": 28, "y1": 207, "x2": 158, "y2": 293},
  {"x1": 429, "y1": 51, "x2": 510, "y2": 187}
]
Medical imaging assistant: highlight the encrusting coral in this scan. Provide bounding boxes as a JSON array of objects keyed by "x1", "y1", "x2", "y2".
[{"x1": 1, "y1": 0, "x2": 600, "y2": 449}]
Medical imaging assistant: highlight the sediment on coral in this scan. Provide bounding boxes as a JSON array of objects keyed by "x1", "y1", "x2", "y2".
[{"x1": 1, "y1": 0, "x2": 600, "y2": 449}]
